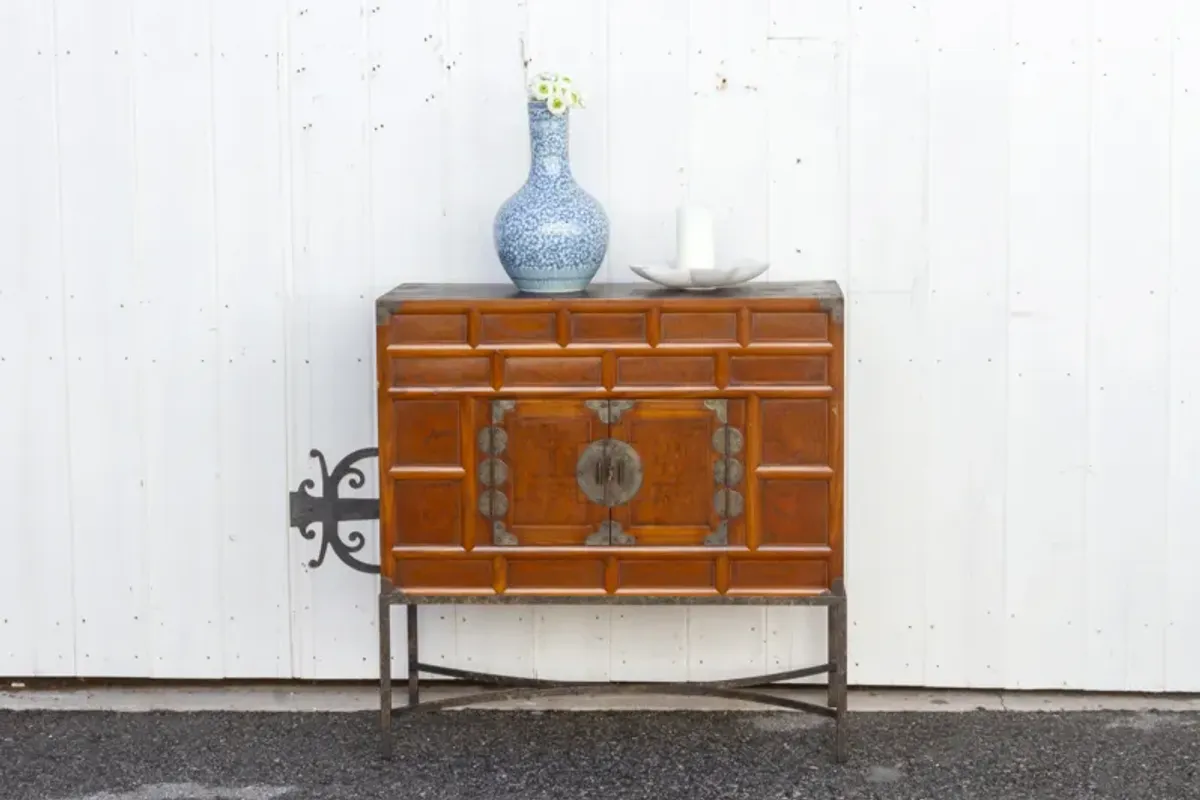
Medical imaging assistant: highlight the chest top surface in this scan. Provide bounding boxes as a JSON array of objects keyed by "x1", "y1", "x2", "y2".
[{"x1": 375, "y1": 281, "x2": 843, "y2": 322}]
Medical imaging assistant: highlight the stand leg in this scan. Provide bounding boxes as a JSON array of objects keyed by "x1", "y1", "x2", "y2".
[
  {"x1": 827, "y1": 594, "x2": 838, "y2": 710},
  {"x1": 407, "y1": 604, "x2": 420, "y2": 707},
  {"x1": 829, "y1": 577, "x2": 848, "y2": 763},
  {"x1": 379, "y1": 591, "x2": 393, "y2": 759}
]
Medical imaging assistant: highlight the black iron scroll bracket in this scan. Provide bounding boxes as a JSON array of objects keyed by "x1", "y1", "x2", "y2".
[{"x1": 289, "y1": 447, "x2": 381, "y2": 575}]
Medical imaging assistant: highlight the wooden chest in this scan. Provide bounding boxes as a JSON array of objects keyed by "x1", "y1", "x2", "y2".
[{"x1": 374, "y1": 282, "x2": 844, "y2": 600}]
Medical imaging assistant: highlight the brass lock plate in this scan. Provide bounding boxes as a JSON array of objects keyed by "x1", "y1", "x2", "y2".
[{"x1": 575, "y1": 438, "x2": 643, "y2": 507}]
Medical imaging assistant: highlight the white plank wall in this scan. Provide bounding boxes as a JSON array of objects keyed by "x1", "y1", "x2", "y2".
[{"x1": 1, "y1": 0, "x2": 1198, "y2": 692}]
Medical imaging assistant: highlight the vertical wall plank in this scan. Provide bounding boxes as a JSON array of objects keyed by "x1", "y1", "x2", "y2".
[
  {"x1": 766, "y1": 38, "x2": 847, "y2": 286},
  {"x1": 211, "y1": 0, "x2": 293, "y2": 677},
  {"x1": 770, "y1": 0, "x2": 849, "y2": 40},
  {"x1": 846, "y1": 0, "x2": 929, "y2": 293},
  {"x1": 133, "y1": 0, "x2": 224, "y2": 679},
  {"x1": 843, "y1": 292, "x2": 930, "y2": 686},
  {"x1": 841, "y1": 0, "x2": 933, "y2": 687},
  {"x1": 610, "y1": 607, "x2": 687, "y2": 682},
  {"x1": 686, "y1": 0, "x2": 770, "y2": 266},
  {"x1": 922, "y1": 0, "x2": 1010, "y2": 688},
  {"x1": 0, "y1": 0, "x2": 75, "y2": 676},
  {"x1": 533, "y1": 607, "x2": 610, "y2": 683},
  {"x1": 606, "y1": 0, "x2": 690, "y2": 280},
  {"x1": 1004, "y1": 0, "x2": 1092, "y2": 690},
  {"x1": 1166, "y1": 3, "x2": 1200, "y2": 693},
  {"x1": 367, "y1": 0, "x2": 458, "y2": 678},
  {"x1": 285, "y1": 0, "x2": 377, "y2": 680},
  {"x1": 441, "y1": 0, "x2": 529, "y2": 284},
  {"x1": 56, "y1": 0, "x2": 152, "y2": 677},
  {"x1": 1086, "y1": 0, "x2": 1173, "y2": 692}
]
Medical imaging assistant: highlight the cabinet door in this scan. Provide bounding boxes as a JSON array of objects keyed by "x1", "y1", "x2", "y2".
[
  {"x1": 476, "y1": 398, "x2": 609, "y2": 546},
  {"x1": 607, "y1": 399, "x2": 746, "y2": 546}
]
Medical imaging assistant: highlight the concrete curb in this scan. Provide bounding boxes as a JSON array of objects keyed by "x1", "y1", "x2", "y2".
[{"x1": 3, "y1": 684, "x2": 1199, "y2": 713}]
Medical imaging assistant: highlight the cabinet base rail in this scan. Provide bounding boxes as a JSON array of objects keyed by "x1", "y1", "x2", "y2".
[{"x1": 378, "y1": 578, "x2": 849, "y2": 764}]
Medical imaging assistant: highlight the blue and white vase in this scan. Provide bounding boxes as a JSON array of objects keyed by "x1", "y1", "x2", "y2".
[{"x1": 493, "y1": 101, "x2": 610, "y2": 294}]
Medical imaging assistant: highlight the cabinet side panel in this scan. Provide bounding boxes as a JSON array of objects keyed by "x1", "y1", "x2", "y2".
[
  {"x1": 376, "y1": 324, "x2": 395, "y2": 579},
  {"x1": 829, "y1": 305, "x2": 845, "y2": 583}
]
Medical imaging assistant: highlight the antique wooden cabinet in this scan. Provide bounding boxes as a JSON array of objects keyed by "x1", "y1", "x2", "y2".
[
  {"x1": 375, "y1": 281, "x2": 844, "y2": 597},
  {"x1": 374, "y1": 281, "x2": 847, "y2": 761}
]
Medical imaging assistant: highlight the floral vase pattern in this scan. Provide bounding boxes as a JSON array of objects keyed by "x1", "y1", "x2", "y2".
[{"x1": 493, "y1": 100, "x2": 610, "y2": 294}]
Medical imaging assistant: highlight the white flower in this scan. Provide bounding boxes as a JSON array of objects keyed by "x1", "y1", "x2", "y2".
[{"x1": 530, "y1": 70, "x2": 584, "y2": 112}]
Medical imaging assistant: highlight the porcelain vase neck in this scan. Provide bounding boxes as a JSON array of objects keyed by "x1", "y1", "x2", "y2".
[{"x1": 527, "y1": 102, "x2": 572, "y2": 184}]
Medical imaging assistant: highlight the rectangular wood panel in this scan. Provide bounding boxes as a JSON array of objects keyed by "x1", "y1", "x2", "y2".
[
  {"x1": 609, "y1": 399, "x2": 732, "y2": 546},
  {"x1": 728, "y1": 559, "x2": 828, "y2": 592},
  {"x1": 394, "y1": 558, "x2": 493, "y2": 591},
  {"x1": 759, "y1": 398, "x2": 829, "y2": 465},
  {"x1": 617, "y1": 355, "x2": 715, "y2": 386},
  {"x1": 481, "y1": 399, "x2": 608, "y2": 546},
  {"x1": 729, "y1": 355, "x2": 828, "y2": 386},
  {"x1": 388, "y1": 313, "x2": 468, "y2": 345},
  {"x1": 391, "y1": 356, "x2": 491, "y2": 388},
  {"x1": 392, "y1": 480, "x2": 463, "y2": 546},
  {"x1": 504, "y1": 356, "x2": 604, "y2": 387},
  {"x1": 569, "y1": 311, "x2": 647, "y2": 344},
  {"x1": 618, "y1": 560, "x2": 716, "y2": 592},
  {"x1": 759, "y1": 479, "x2": 830, "y2": 546},
  {"x1": 506, "y1": 559, "x2": 607, "y2": 592},
  {"x1": 749, "y1": 311, "x2": 828, "y2": 342},
  {"x1": 659, "y1": 311, "x2": 738, "y2": 343},
  {"x1": 390, "y1": 399, "x2": 461, "y2": 466},
  {"x1": 480, "y1": 312, "x2": 557, "y2": 344}
]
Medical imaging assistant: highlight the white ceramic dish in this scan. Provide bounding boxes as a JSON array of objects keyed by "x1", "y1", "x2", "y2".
[{"x1": 629, "y1": 259, "x2": 769, "y2": 291}]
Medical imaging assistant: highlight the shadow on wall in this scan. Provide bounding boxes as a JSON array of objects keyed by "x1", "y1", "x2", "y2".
[{"x1": 289, "y1": 447, "x2": 381, "y2": 574}]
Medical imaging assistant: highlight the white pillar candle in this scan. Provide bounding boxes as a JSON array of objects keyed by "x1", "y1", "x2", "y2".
[{"x1": 676, "y1": 205, "x2": 715, "y2": 271}]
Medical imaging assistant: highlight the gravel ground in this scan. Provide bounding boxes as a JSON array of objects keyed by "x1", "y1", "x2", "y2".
[{"x1": 2, "y1": 708, "x2": 1199, "y2": 800}]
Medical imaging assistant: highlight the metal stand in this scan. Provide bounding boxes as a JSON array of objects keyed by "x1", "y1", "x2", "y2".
[{"x1": 379, "y1": 578, "x2": 849, "y2": 764}]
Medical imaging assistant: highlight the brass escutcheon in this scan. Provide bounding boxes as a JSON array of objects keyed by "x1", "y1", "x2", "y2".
[{"x1": 575, "y1": 438, "x2": 643, "y2": 507}]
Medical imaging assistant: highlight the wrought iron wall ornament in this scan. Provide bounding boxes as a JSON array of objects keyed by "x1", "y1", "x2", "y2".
[{"x1": 289, "y1": 447, "x2": 381, "y2": 574}]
